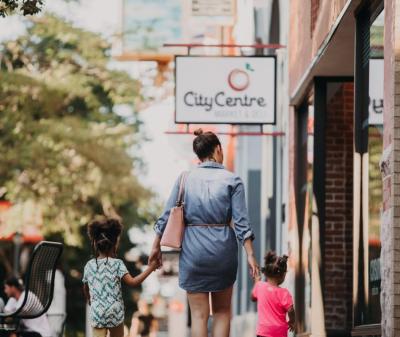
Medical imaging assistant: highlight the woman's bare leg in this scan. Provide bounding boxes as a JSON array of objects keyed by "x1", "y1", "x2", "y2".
[
  {"x1": 187, "y1": 292, "x2": 210, "y2": 337},
  {"x1": 211, "y1": 286, "x2": 233, "y2": 337}
]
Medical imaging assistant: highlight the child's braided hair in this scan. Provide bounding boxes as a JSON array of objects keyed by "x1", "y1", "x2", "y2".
[
  {"x1": 87, "y1": 215, "x2": 123, "y2": 267},
  {"x1": 261, "y1": 251, "x2": 289, "y2": 278}
]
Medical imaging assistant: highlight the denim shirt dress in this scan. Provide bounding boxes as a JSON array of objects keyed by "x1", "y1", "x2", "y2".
[{"x1": 154, "y1": 161, "x2": 255, "y2": 292}]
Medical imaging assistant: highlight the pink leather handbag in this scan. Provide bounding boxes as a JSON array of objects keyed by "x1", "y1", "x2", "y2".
[{"x1": 160, "y1": 172, "x2": 188, "y2": 249}]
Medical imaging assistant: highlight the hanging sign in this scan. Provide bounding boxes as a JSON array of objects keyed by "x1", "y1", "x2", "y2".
[
  {"x1": 175, "y1": 56, "x2": 276, "y2": 124},
  {"x1": 191, "y1": 0, "x2": 234, "y2": 17},
  {"x1": 122, "y1": 0, "x2": 182, "y2": 54},
  {"x1": 369, "y1": 58, "x2": 384, "y2": 125}
]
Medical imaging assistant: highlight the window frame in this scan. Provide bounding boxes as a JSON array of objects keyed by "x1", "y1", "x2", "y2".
[{"x1": 353, "y1": 0, "x2": 384, "y2": 332}]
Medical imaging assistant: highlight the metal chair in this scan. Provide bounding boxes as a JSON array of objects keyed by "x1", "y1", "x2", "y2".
[{"x1": 0, "y1": 241, "x2": 63, "y2": 336}]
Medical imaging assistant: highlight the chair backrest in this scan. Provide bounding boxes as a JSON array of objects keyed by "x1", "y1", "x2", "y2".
[{"x1": 16, "y1": 241, "x2": 63, "y2": 319}]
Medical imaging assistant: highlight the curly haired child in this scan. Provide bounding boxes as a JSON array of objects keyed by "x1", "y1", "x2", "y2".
[
  {"x1": 82, "y1": 216, "x2": 159, "y2": 337},
  {"x1": 251, "y1": 251, "x2": 295, "y2": 337}
]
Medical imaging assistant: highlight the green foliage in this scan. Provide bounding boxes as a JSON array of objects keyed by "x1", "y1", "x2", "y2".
[
  {"x1": 0, "y1": 14, "x2": 153, "y2": 245},
  {"x1": 0, "y1": 14, "x2": 160, "y2": 337},
  {"x1": 0, "y1": 0, "x2": 44, "y2": 17}
]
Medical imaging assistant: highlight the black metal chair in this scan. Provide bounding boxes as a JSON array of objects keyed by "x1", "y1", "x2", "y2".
[{"x1": 0, "y1": 241, "x2": 63, "y2": 336}]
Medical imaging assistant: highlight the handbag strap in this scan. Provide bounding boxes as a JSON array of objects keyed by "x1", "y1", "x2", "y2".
[{"x1": 176, "y1": 171, "x2": 188, "y2": 206}]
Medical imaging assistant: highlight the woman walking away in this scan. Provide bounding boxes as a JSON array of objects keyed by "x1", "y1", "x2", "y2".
[
  {"x1": 149, "y1": 129, "x2": 259, "y2": 337},
  {"x1": 83, "y1": 216, "x2": 159, "y2": 337},
  {"x1": 252, "y1": 251, "x2": 295, "y2": 337}
]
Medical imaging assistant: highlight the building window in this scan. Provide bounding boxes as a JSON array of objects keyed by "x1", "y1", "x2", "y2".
[{"x1": 354, "y1": 4, "x2": 384, "y2": 327}]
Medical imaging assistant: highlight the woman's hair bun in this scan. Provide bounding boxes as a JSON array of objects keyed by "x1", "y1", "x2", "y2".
[{"x1": 194, "y1": 128, "x2": 204, "y2": 136}]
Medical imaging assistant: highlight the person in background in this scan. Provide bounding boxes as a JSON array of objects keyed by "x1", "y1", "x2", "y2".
[
  {"x1": 0, "y1": 296, "x2": 4, "y2": 312},
  {"x1": 3, "y1": 276, "x2": 52, "y2": 337},
  {"x1": 46, "y1": 263, "x2": 66, "y2": 337},
  {"x1": 251, "y1": 252, "x2": 296, "y2": 337},
  {"x1": 129, "y1": 299, "x2": 158, "y2": 337}
]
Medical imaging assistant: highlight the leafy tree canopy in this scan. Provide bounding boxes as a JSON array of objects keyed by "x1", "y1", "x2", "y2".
[
  {"x1": 0, "y1": 0, "x2": 44, "y2": 17},
  {"x1": 0, "y1": 15, "x2": 153, "y2": 245}
]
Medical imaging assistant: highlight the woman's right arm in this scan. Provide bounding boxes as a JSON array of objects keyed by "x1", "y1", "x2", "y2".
[{"x1": 149, "y1": 174, "x2": 182, "y2": 265}]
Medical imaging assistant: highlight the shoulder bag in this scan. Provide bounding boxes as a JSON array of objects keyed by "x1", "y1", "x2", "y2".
[{"x1": 160, "y1": 172, "x2": 188, "y2": 249}]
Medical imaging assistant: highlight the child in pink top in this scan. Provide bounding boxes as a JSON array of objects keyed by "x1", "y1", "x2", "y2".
[{"x1": 251, "y1": 251, "x2": 295, "y2": 337}]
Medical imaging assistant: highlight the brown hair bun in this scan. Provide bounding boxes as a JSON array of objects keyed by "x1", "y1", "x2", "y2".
[
  {"x1": 192, "y1": 130, "x2": 221, "y2": 160},
  {"x1": 194, "y1": 128, "x2": 204, "y2": 136}
]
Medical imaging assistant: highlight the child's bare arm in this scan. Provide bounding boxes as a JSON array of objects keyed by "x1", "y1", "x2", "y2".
[
  {"x1": 83, "y1": 283, "x2": 91, "y2": 305},
  {"x1": 288, "y1": 306, "x2": 296, "y2": 332},
  {"x1": 122, "y1": 261, "x2": 158, "y2": 287}
]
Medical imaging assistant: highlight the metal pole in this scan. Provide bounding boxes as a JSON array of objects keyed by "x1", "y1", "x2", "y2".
[{"x1": 13, "y1": 232, "x2": 22, "y2": 276}]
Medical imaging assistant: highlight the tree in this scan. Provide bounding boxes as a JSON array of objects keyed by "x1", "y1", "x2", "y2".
[
  {"x1": 0, "y1": 14, "x2": 154, "y2": 245},
  {"x1": 0, "y1": 14, "x2": 161, "y2": 337},
  {"x1": 0, "y1": 0, "x2": 44, "y2": 17}
]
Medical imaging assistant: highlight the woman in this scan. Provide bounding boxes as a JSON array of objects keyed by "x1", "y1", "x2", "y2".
[{"x1": 149, "y1": 129, "x2": 259, "y2": 337}]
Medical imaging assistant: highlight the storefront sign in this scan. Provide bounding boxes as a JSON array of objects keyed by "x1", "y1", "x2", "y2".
[
  {"x1": 191, "y1": 0, "x2": 234, "y2": 17},
  {"x1": 369, "y1": 58, "x2": 384, "y2": 125},
  {"x1": 175, "y1": 56, "x2": 276, "y2": 124},
  {"x1": 189, "y1": 0, "x2": 235, "y2": 26},
  {"x1": 122, "y1": 0, "x2": 182, "y2": 54}
]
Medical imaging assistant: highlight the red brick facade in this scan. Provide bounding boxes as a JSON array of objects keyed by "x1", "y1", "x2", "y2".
[{"x1": 324, "y1": 83, "x2": 354, "y2": 333}]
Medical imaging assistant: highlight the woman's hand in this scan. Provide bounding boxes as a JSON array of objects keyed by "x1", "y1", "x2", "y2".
[
  {"x1": 148, "y1": 246, "x2": 162, "y2": 268},
  {"x1": 243, "y1": 238, "x2": 259, "y2": 279},
  {"x1": 247, "y1": 253, "x2": 260, "y2": 280},
  {"x1": 148, "y1": 235, "x2": 163, "y2": 268}
]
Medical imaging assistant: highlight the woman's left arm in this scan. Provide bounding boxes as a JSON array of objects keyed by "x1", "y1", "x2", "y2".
[
  {"x1": 231, "y1": 176, "x2": 259, "y2": 278},
  {"x1": 244, "y1": 238, "x2": 259, "y2": 279}
]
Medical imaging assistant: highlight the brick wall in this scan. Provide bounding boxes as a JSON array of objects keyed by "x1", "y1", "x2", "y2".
[
  {"x1": 381, "y1": 1, "x2": 400, "y2": 336},
  {"x1": 324, "y1": 83, "x2": 354, "y2": 333}
]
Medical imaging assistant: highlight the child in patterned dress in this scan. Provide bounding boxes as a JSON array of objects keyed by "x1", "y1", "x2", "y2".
[{"x1": 82, "y1": 216, "x2": 159, "y2": 337}]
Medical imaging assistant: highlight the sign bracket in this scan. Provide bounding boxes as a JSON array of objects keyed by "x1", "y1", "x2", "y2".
[
  {"x1": 163, "y1": 43, "x2": 286, "y2": 52},
  {"x1": 165, "y1": 129, "x2": 285, "y2": 137}
]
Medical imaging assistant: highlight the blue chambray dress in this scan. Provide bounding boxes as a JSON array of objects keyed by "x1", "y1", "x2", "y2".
[{"x1": 154, "y1": 161, "x2": 254, "y2": 292}]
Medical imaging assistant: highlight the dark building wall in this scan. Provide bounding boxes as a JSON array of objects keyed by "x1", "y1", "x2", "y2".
[{"x1": 324, "y1": 83, "x2": 354, "y2": 334}]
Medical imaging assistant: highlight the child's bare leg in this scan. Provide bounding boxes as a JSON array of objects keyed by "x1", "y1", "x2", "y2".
[{"x1": 109, "y1": 324, "x2": 124, "y2": 337}]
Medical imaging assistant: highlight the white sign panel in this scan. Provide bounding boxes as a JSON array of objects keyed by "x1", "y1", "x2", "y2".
[
  {"x1": 191, "y1": 0, "x2": 234, "y2": 17},
  {"x1": 369, "y1": 58, "x2": 383, "y2": 125},
  {"x1": 175, "y1": 56, "x2": 276, "y2": 124}
]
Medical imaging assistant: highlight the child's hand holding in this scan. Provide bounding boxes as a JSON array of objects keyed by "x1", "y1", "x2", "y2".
[
  {"x1": 149, "y1": 259, "x2": 161, "y2": 271},
  {"x1": 253, "y1": 273, "x2": 261, "y2": 282}
]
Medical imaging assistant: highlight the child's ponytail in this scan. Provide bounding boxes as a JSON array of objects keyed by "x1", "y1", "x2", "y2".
[
  {"x1": 87, "y1": 215, "x2": 123, "y2": 266},
  {"x1": 262, "y1": 251, "x2": 289, "y2": 278}
]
